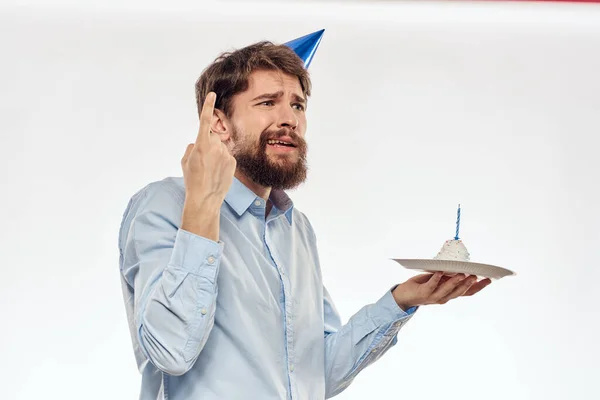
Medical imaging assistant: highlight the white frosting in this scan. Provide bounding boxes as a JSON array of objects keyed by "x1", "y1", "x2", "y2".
[{"x1": 434, "y1": 239, "x2": 471, "y2": 261}]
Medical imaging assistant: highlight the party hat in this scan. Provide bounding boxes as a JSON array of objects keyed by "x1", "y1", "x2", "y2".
[{"x1": 284, "y1": 29, "x2": 325, "y2": 69}]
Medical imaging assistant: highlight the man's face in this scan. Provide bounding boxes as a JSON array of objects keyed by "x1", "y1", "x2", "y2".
[{"x1": 226, "y1": 69, "x2": 308, "y2": 190}]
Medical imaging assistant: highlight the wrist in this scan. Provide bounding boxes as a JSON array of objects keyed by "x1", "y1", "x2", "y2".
[
  {"x1": 181, "y1": 196, "x2": 222, "y2": 242},
  {"x1": 183, "y1": 193, "x2": 223, "y2": 214},
  {"x1": 392, "y1": 285, "x2": 414, "y2": 311}
]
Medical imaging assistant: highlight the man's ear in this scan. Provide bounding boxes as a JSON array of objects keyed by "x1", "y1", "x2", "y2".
[{"x1": 211, "y1": 108, "x2": 232, "y2": 142}]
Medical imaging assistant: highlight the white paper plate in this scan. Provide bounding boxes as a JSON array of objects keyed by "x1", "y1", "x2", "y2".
[{"x1": 391, "y1": 259, "x2": 515, "y2": 280}]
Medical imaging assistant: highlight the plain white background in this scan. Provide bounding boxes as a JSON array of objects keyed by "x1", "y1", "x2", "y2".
[{"x1": 1, "y1": 0, "x2": 599, "y2": 399}]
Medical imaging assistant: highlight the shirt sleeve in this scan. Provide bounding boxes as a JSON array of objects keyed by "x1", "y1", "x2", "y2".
[
  {"x1": 119, "y1": 182, "x2": 224, "y2": 376},
  {"x1": 323, "y1": 285, "x2": 418, "y2": 398}
]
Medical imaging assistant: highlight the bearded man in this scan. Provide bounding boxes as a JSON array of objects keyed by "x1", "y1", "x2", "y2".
[{"x1": 118, "y1": 32, "x2": 490, "y2": 400}]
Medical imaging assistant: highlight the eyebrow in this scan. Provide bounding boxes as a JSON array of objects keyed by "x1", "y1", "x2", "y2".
[{"x1": 251, "y1": 91, "x2": 306, "y2": 104}]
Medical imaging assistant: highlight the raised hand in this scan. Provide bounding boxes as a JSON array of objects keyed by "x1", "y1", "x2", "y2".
[
  {"x1": 180, "y1": 92, "x2": 236, "y2": 241},
  {"x1": 181, "y1": 92, "x2": 236, "y2": 204}
]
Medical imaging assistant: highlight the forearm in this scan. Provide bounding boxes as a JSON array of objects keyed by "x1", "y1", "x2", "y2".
[
  {"x1": 118, "y1": 181, "x2": 227, "y2": 376},
  {"x1": 324, "y1": 289, "x2": 416, "y2": 398},
  {"x1": 181, "y1": 195, "x2": 222, "y2": 242},
  {"x1": 135, "y1": 229, "x2": 223, "y2": 376}
]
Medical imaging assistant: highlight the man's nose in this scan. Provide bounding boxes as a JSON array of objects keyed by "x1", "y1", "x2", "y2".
[{"x1": 277, "y1": 106, "x2": 299, "y2": 130}]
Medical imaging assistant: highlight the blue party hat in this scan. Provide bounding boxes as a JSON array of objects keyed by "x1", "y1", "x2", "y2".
[{"x1": 284, "y1": 29, "x2": 325, "y2": 69}]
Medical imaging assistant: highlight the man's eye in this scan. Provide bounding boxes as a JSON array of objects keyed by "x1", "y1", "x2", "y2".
[
  {"x1": 259, "y1": 101, "x2": 274, "y2": 106},
  {"x1": 293, "y1": 104, "x2": 305, "y2": 111}
]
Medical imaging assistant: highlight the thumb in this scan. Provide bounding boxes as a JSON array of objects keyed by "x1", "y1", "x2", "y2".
[{"x1": 181, "y1": 143, "x2": 194, "y2": 166}]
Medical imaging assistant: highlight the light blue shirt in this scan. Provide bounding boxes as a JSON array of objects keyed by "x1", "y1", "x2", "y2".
[{"x1": 118, "y1": 176, "x2": 417, "y2": 400}]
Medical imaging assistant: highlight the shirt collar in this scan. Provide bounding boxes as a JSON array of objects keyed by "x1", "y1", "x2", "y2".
[{"x1": 224, "y1": 177, "x2": 294, "y2": 224}]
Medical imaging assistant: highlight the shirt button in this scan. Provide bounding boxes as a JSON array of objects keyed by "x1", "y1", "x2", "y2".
[
  {"x1": 201, "y1": 308, "x2": 207, "y2": 315},
  {"x1": 290, "y1": 364, "x2": 295, "y2": 372},
  {"x1": 254, "y1": 200, "x2": 261, "y2": 206},
  {"x1": 207, "y1": 256, "x2": 215, "y2": 264}
]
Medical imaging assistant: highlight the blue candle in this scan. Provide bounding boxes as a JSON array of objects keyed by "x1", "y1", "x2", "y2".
[{"x1": 454, "y1": 204, "x2": 461, "y2": 240}]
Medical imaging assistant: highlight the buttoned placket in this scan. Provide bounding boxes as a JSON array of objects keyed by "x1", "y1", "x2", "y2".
[{"x1": 252, "y1": 198, "x2": 296, "y2": 399}]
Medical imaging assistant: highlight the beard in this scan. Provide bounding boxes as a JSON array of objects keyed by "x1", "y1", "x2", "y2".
[{"x1": 230, "y1": 125, "x2": 308, "y2": 190}]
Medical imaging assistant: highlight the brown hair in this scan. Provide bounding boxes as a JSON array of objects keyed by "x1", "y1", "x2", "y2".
[{"x1": 195, "y1": 41, "x2": 312, "y2": 118}]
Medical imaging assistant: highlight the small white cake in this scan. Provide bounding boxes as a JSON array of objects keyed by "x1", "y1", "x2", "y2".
[{"x1": 433, "y1": 239, "x2": 471, "y2": 262}]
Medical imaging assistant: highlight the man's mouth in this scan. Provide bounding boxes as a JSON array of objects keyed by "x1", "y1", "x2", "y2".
[{"x1": 267, "y1": 139, "x2": 296, "y2": 148}]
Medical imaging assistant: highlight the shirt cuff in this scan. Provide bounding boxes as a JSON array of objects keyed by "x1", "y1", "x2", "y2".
[
  {"x1": 169, "y1": 228, "x2": 225, "y2": 279},
  {"x1": 370, "y1": 286, "x2": 418, "y2": 327}
]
